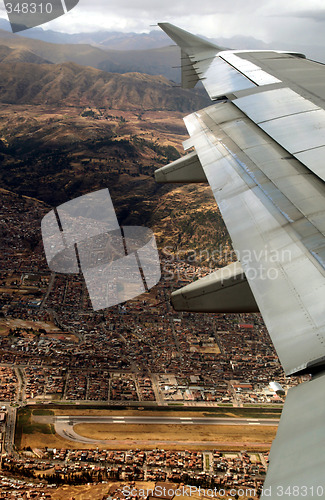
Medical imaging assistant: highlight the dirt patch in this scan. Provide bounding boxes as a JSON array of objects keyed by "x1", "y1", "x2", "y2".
[
  {"x1": 191, "y1": 345, "x2": 220, "y2": 354},
  {"x1": 0, "y1": 318, "x2": 61, "y2": 335},
  {"x1": 50, "y1": 481, "x2": 257, "y2": 500},
  {"x1": 52, "y1": 409, "x2": 214, "y2": 417},
  {"x1": 19, "y1": 431, "x2": 90, "y2": 450},
  {"x1": 19, "y1": 430, "x2": 273, "y2": 452},
  {"x1": 74, "y1": 423, "x2": 277, "y2": 446},
  {"x1": 50, "y1": 482, "x2": 118, "y2": 500},
  {"x1": 50, "y1": 482, "x2": 156, "y2": 500}
]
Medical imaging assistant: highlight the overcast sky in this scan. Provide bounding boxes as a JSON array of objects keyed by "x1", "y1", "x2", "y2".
[{"x1": 1, "y1": 0, "x2": 325, "y2": 48}]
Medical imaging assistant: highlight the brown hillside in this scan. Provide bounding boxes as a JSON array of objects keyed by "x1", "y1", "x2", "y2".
[
  {"x1": 0, "y1": 102, "x2": 230, "y2": 265},
  {"x1": 0, "y1": 61, "x2": 208, "y2": 111},
  {"x1": 0, "y1": 28, "x2": 182, "y2": 81},
  {"x1": 0, "y1": 44, "x2": 52, "y2": 64},
  {"x1": 0, "y1": 28, "x2": 114, "y2": 67}
]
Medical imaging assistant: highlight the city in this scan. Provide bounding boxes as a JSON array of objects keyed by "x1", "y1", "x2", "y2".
[{"x1": 0, "y1": 186, "x2": 306, "y2": 499}]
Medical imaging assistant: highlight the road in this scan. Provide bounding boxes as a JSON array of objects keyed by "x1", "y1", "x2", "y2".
[{"x1": 1, "y1": 404, "x2": 17, "y2": 456}]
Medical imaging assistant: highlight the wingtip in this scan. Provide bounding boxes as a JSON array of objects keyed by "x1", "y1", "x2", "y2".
[{"x1": 157, "y1": 22, "x2": 221, "y2": 53}]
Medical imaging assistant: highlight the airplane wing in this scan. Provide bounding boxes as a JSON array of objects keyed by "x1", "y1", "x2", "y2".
[{"x1": 156, "y1": 23, "x2": 325, "y2": 498}]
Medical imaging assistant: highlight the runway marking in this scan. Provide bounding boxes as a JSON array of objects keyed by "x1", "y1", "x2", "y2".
[
  {"x1": 180, "y1": 418, "x2": 192, "y2": 420},
  {"x1": 248, "y1": 422, "x2": 261, "y2": 425}
]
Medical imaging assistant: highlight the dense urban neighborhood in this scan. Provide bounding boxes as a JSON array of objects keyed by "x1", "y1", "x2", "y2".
[{"x1": 0, "y1": 188, "x2": 307, "y2": 499}]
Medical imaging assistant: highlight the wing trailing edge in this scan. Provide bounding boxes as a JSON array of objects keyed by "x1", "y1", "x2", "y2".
[
  {"x1": 155, "y1": 152, "x2": 207, "y2": 183},
  {"x1": 171, "y1": 262, "x2": 259, "y2": 313},
  {"x1": 157, "y1": 22, "x2": 325, "y2": 499},
  {"x1": 261, "y1": 370, "x2": 325, "y2": 497}
]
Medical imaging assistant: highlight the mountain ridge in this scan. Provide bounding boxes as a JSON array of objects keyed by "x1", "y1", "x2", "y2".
[
  {"x1": 0, "y1": 28, "x2": 182, "y2": 80},
  {"x1": 1, "y1": 24, "x2": 325, "y2": 80},
  {"x1": 0, "y1": 59, "x2": 209, "y2": 110},
  {"x1": 0, "y1": 44, "x2": 52, "y2": 64},
  {"x1": 1, "y1": 17, "x2": 325, "y2": 62}
]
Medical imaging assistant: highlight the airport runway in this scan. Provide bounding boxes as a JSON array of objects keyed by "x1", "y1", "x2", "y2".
[
  {"x1": 34, "y1": 414, "x2": 279, "y2": 444},
  {"x1": 53, "y1": 415, "x2": 279, "y2": 426}
]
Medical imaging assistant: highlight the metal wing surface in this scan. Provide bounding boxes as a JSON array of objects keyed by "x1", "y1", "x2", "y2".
[{"x1": 156, "y1": 23, "x2": 325, "y2": 498}]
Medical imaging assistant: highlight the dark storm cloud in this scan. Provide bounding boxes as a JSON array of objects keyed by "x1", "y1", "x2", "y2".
[{"x1": 289, "y1": 9, "x2": 325, "y2": 22}]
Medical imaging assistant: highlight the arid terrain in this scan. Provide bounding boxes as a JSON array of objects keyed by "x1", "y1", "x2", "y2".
[
  {"x1": 16, "y1": 407, "x2": 279, "y2": 452},
  {"x1": 0, "y1": 34, "x2": 274, "y2": 499},
  {"x1": 0, "y1": 58, "x2": 230, "y2": 264}
]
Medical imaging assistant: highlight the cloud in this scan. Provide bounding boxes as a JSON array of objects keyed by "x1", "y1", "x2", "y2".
[
  {"x1": 2, "y1": 0, "x2": 325, "y2": 55},
  {"x1": 29, "y1": 0, "x2": 271, "y2": 34},
  {"x1": 288, "y1": 9, "x2": 325, "y2": 22}
]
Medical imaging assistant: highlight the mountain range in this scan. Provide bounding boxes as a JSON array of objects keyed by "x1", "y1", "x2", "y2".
[
  {"x1": 1, "y1": 17, "x2": 325, "y2": 77},
  {"x1": 0, "y1": 41, "x2": 222, "y2": 262},
  {"x1": 1, "y1": 18, "x2": 323, "y2": 265},
  {"x1": 0, "y1": 27, "x2": 181, "y2": 81},
  {"x1": 0, "y1": 56, "x2": 208, "y2": 109}
]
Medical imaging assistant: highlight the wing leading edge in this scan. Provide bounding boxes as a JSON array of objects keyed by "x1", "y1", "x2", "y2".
[{"x1": 156, "y1": 23, "x2": 325, "y2": 498}]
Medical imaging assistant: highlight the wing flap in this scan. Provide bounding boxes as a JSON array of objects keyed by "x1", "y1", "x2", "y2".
[
  {"x1": 155, "y1": 151, "x2": 207, "y2": 183},
  {"x1": 181, "y1": 50, "x2": 201, "y2": 88},
  {"x1": 171, "y1": 262, "x2": 259, "y2": 313},
  {"x1": 182, "y1": 104, "x2": 325, "y2": 376},
  {"x1": 261, "y1": 371, "x2": 325, "y2": 498},
  {"x1": 157, "y1": 22, "x2": 325, "y2": 496}
]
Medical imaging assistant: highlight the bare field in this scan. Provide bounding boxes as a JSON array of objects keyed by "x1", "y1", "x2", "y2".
[
  {"x1": 19, "y1": 431, "x2": 97, "y2": 450},
  {"x1": 50, "y1": 482, "x2": 120, "y2": 500},
  {"x1": 43, "y1": 333, "x2": 79, "y2": 343},
  {"x1": 50, "y1": 482, "x2": 257, "y2": 500},
  {"x1": 112, "y1": 109, "x2": 188, "y2": 149},
  {"x1": 52, "y1": 409, "x2": 233, "y2": 417},
  {"x1": 74, "y1": 423, "x2": 276, "y2": 449},
  {"x1": 20, "y1": 422, "x2": 275, "y2": 452},
  {"x1": 19, "y1": 408, "x2": 279, "y2": 452},
  {"x1": 0, "y1": 318, "x2": 61, "y2": 335},
  {"x1": 20, "y1": 433, "x2": 273, "y2": 452},
  {"x1": 191, "y1": 345, "x2": 221, "y2": 354}
]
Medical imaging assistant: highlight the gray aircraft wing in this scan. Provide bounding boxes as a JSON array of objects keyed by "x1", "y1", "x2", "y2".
[{"x1": 156, "y1": 23, "x2": 325, "y2": 498}]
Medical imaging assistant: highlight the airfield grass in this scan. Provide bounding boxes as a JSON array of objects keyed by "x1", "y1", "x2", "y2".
[
  {"x1": 19, "y1": 432, "x2": 90, "y2": 450},
  {"x1": 15, "y1": 408, "x2": 55, "y2": 449},
  {"x1": 50, "y1": 482, "x2": 149, "y2": 500},
  {"x1": 74, "y1": 422, "x2": 277, "y2": 450},
  {"x1": 17, "y1": 406, "x2": 279, "y2": 451}
]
